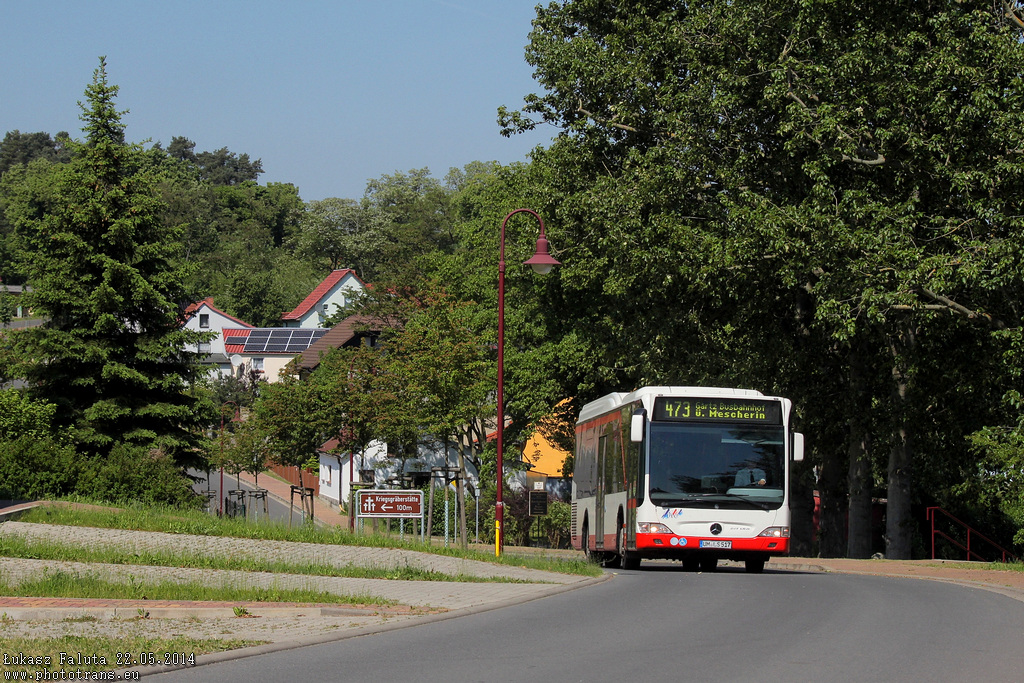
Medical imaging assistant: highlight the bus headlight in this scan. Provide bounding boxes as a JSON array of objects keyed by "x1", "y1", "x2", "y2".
[
  {"x1": 757, "y1": 527, "x2": 790, "y2": 538},
  {"x1": 638, "y1": 522, "x2": 673, "y2": 534}
]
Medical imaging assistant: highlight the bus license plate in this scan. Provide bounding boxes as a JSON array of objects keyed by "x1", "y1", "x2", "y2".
[{"x1": 700, "y1": 540, "x2": 731, "y2": 549}]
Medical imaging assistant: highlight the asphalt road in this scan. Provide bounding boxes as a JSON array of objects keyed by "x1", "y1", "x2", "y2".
[{"x1": 152, "y1": 561, "x2": 1024, "y2": 682}]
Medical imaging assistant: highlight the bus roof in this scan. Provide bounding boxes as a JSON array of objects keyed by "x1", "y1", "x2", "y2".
[{"x1": 576, "y1": 386, "x2": 767, "y2": 425}]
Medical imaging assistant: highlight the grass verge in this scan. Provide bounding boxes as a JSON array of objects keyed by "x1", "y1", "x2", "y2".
[
  {"x1": 927, "y1": 560, "x2": 1024, "y2": 573},
  {"x1": 0, "y1": 535, "x2": 534, "y2": 584},
  {"x1": 16, "y1": 502, "x2": 601, "y2": 577},
  {"x1": 0, "y1": 568, "x2": 387, "y2": 605}
]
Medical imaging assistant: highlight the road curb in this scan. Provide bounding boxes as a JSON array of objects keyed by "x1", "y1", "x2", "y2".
[{"x1": 0, "y1": 604, "x2": 413, "y2": 621}]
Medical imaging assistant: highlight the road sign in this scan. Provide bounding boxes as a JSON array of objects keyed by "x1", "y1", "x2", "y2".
[
  {"x1": 356, "y1": 489, "x2": 424, "y2": 519},
  {"x1": 529, "y1": 490, "x2": 548, "y2": 516}
]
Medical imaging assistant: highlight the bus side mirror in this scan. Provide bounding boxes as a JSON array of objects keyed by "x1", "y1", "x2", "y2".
[
  {"x1": 630, "y1": 413, "x2": 644, "y2": 443},
  {"x1": 792, "y1": 433, "x2": 805, "y2": 462}
]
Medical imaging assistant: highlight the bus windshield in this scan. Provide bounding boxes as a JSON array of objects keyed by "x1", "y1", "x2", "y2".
[{"x1": 647, "y1": 422, "x2": 786, "y2": 510}]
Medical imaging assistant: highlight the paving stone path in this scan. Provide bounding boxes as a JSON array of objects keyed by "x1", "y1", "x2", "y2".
[
  {"x1": 0, "y1": 520, "x2": 601, "y2": 657},
  {"x1": 0, "y1": 521, "x2": 589, "y2": 610}
]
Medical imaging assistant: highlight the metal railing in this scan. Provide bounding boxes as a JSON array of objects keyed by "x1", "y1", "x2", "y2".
[{"x1": 926, "y1": 506, "x2": 1018, "y2": 563}]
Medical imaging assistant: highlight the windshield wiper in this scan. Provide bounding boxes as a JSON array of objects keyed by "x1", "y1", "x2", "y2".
[
  {"x1": 650, "y1": 495, "x2": 702, "y2": 506},
  {"x1": 698, "y1": 493, "x2": 772, "y2": 510},
  {"x1": 651, "y1": 493, "x2": 772, "y2": 510}
]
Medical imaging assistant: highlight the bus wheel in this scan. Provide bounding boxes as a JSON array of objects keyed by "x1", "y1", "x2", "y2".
[
  {"x1": 698, "y1": 556, "x2": 718, "y2": 572},
  {"x1": 618, "y1": 526, "x2": 640, "y2": 570},
  {"x1": 745, "y1": 557, "x2": 766, "y2": 574}
]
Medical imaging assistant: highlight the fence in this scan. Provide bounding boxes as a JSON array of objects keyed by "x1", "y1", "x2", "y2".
[{"x1": 926, "y1": 506, "x2": 1018, "y2": 563}]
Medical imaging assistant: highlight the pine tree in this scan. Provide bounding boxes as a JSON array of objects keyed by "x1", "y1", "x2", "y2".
[{"x1": 5, "y1": 58, "x2": 209, "y2": 463}]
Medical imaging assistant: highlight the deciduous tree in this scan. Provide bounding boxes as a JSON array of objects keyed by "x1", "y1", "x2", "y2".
[
  {"x1": 295, "y1": 197, "x2": 389, "y2": 277},
  {"x1": 250, "y1": 370, "x2": 330, "y2": 490},
  {"x1": 503, "y1": 0, "x2": 1024, "y2": 557}
]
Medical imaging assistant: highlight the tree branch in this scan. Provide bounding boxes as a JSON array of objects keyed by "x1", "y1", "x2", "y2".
[
  {"x1": 890, "y1": 305, "x2": 948, "y2": 311},
  {"x1": 786, "y1": 92, "x2": 886, "y2": 166},
  {"x1": 914, "y1": 287, "x2": 1007, "y2": 329},
  {"x1": 1004, "y1": 1, "x2": 1024, "y2": 29},
  {"x1": 577, "y1": 100, "x2": 640, "y2": 133},
  {"x1": 841, "y1": 152, "x2": 887, "y2": 166}
]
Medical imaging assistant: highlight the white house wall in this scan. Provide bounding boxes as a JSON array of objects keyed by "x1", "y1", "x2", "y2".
[
  {"x1": 184, "y1": 305, "x2": 243, "y2": 356},
  {"x1": 183, "y1": 304, "x2": 254, "y2": 378},
  {"x1": 318, "y1": 438, "x2": 481, "y2": 509},
  {"x1": 294, "y1": 274, "x2": 365, "y2": 329}
]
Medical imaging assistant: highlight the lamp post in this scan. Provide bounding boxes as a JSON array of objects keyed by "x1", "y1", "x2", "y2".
[
  {"x1": 495, "y1": 208, "x2": 560, "y2": 557},
  {"x1": 219, "y1": 401, "x2": 240, "y2": 516}
]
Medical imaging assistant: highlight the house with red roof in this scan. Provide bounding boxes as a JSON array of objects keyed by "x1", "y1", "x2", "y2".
[
  {"x1": 281, "y1": 269, "x2": 366, "y2": 329},
  {"x1": 221, "y1": 326, "x2": 328, "y2": 382},
  {"x1": 181, "y1": 298, "x2": 254, "y2": 377}
]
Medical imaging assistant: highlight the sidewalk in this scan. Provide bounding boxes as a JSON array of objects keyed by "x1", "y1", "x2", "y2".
[
  {"x1": 233, "y1": 469, "x2": 350, "y2": 528},
  {"x1": 766, "y1": 555, "x2": 1024, "y2": 602}
]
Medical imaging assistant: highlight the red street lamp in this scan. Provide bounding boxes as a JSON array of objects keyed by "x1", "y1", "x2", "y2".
[
  {"x1": 219, "y1": 401, "x2": 240, "y2": 516},
  {"x1": 496, "y1": 208, "x2": 560, "y2": 557}
]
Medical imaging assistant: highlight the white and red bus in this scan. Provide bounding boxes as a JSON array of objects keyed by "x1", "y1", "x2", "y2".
[{"x1": 572, "y1": 386, "x2": 804, "y2": 572}]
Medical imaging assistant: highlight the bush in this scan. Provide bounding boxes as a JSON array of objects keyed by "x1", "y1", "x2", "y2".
[
  {"x1": 76, "y1": 442, "x2": 201, "y2": 508},
  {"x1": 539, "y1": 500, "x2": 572, "y2": 549},
  {"x1": 476, "y1": 489, "x2": 570, "y2": 548},
  {"x1": 0, "y1": 436, "x2": 81, "y2": 500},
  {"x1": 0, "y1": 389, "x2": 61, "y2": 442}
]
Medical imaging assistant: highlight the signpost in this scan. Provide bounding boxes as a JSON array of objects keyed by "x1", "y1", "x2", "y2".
[
  {"x1": 527, "y1": 475, "x2": 549, "y2": 517},
  {"x1": 355, "y1": 489, "x2": 425, "y2": 540},
  {"x1": 529, "y1": 489, "x2": 548, "y2": 517}
]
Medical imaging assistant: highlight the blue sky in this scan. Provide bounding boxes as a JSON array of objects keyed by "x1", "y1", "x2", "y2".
[{"x1": 1, "y1": 1, "x2": 554, "y2": 201}]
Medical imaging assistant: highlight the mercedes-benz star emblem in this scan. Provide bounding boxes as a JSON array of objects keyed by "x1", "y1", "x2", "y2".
[{"x1": 710, "y1": 523, "x2": 722, "y2": 536}]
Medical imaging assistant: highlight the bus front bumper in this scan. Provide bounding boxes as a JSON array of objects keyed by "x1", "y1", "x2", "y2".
[{"x1": 634, "y1": 533, "x2": 790, "y2": 556}]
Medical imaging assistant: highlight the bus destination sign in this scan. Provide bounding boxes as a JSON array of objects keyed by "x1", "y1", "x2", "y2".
[{"x1": 653, "y1": 397, "x2": 782, "y2": 424}]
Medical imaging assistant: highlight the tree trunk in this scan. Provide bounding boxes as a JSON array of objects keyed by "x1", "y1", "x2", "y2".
[
  {"x1": 846, "y1": 343, "x2": 874, "y2": 558},
  {"x1": 885, "y1": 327, "x2": 915, "y2": 559},
  {"x1": 817, "y1": 444, "x2": 847, "y2": 557},
  {"x1": 846, "y1": 424, "x2": 873, "y2": 558},
  {"x1": 789, "y1": 460, "x2": 817, "y2": 556},
  {"x1": 886, "y1": 429, "x2": 913, "y2": 558}
]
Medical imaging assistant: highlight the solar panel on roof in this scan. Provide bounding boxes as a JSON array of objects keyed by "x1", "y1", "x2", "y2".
[
  {"x1": 238, "y1": 328, "x2": 329, "y2": 353},
  {"x1": 241, "y1": 330, "x2": 274, "y2": 353}
]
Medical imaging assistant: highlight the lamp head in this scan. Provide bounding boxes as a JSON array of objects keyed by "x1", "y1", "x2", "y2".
[{"x1": 523, "y1": 235, "x2": 560, "y2": 275}]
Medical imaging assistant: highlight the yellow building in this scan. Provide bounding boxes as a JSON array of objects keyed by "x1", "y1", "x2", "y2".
[{"x1": 521, "y1": 427, "x2": 571, "y2": 478}]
